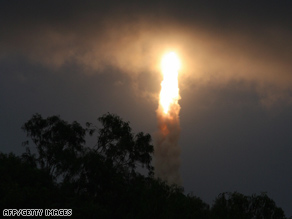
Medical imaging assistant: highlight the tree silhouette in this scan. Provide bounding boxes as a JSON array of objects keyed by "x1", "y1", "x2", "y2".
[
  {"x1": 211, "y1": 192, "x2": 286, "y2": 219},
  {"x1": 0, "y1": 152, "x2": 56, "y2": 208},
  {"x1": 0, "y1": 113, "x2": 289, "y2": 218},
  {"x1": 22, "y1": 113, "x2": 87, "y2": 182},
  {"x1": 96, "y1": 113, "x2": 154, "y2": 177}
]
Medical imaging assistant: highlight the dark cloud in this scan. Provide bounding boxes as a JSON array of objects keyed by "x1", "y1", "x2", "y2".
[
  {"x1": 1, "y1": 0, "x2": 292, "y2": 102},
  {"x1": 1, "y1": 0, "x2": 292, "y2": 216}
]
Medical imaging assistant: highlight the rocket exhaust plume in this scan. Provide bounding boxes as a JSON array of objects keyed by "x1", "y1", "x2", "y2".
[{"x1": 155, "y1": 52, "x2": 181, "y2": 185}]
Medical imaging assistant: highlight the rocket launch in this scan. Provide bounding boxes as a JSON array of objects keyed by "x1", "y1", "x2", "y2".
[{"x1": 155, "y1": 52, "x2": 181, "y2": 185}]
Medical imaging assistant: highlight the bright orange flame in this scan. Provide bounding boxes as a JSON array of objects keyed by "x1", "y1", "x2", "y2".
[{"x1": 159, "y1": 52, "x2": 180, "y2": 114}]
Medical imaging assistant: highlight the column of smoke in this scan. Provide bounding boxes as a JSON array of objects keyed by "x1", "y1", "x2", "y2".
[
  {"x1": 155, "y1": 103, "x2": 181, "y2": 185},
  {"x1": 154, "y1": 52, "x2": 181, "y2": 185}
]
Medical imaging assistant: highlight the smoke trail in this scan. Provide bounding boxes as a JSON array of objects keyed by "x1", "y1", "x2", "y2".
[
  {"x1": 154, "y1": 52, "x2": 181, "y2": 185},
  {"x1": 155, "y1": 103, "x2": 181, "y2": 185}
]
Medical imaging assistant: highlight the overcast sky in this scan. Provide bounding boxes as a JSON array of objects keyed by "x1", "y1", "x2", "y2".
[{"x1": 1, "y1": 0, "x2": 292, "y2": 216}]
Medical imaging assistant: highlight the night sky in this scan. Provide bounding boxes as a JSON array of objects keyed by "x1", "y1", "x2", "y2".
[{"x1": 1, "y1": 0, "x2": 292, "y2": 216}]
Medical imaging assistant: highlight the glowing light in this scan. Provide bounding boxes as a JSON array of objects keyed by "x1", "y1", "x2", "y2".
[{"x1": 159, "y1": 52, "x2": 180, "y2": 114}]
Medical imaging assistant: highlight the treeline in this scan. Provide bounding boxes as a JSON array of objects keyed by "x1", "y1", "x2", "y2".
[{"x1": 0, "y1": 113, "x2": 288, "y2": 218}]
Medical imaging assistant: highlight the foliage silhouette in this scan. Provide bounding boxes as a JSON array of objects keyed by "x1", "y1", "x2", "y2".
[
  {"x1": 0, "y1": 113, "x2": 289, "y2": 218},
  {"x1": 211, "y1": 192, "x2": 286, "y2": 219},
  {"x1": 96, "y1": 113, "x2": 154, "y2": 177}
]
